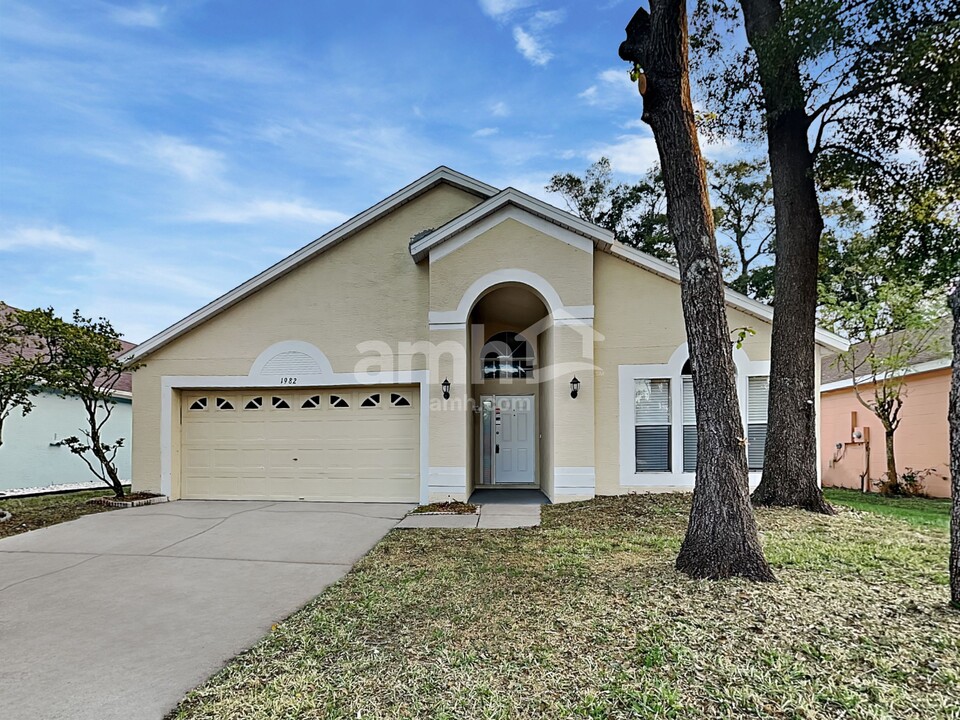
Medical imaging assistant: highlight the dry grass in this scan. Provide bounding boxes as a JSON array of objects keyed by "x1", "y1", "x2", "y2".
[
  {"x1": 0, "y1": 489, "x2": 119, "y2": 538},
  {"x1": 171, "y1": 493, "x2": 960, "y2": 720}
]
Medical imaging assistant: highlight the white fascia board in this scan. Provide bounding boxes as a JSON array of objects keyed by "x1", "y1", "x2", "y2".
[
  {"x1": 820, "y1": 356, "x2": 951, "y2": 392},
  {"x1": 605, "y1": 243, "x2": 850, "y2": 353},
  {"x1": 122, "y1": 167, "x2": 497, "y2": 364},
  {"x1": 409, "y1": 187, "x2": 614, "y2": 263}
]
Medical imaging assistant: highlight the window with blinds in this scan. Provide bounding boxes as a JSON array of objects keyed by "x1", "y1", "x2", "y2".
[
  {"x1": 747, "y1": 376, "x2": 769, "y2": 471},
  {"x1": 682, "y1": 376, "x2": 697, "y2": 473},
  {"x1": 635, "y1": 378, "x2": 671, "y2": 472}
]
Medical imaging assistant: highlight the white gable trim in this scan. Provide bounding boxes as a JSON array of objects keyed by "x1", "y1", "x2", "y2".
[
  {"x1": 410, "y1": 187, "x2": 614, "y2": 263},
  {"x1": 428, "y1": 268, "x2": 569, "y2": 327},
  {"x1": 428, "y1": 205, "x2": 594, "y2": 264},
  {"x1": 123, "y1": 167, "x2": 497, "y2": 363},
  {"x1": 605, "y1": 243, "x2": 849, "y2": 353}
]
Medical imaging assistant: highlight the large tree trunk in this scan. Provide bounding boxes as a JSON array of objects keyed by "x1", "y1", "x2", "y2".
[
  {"x1": 739, "y1": 0, "x2": 833, "y2": 515},
  {"x1": 949, "y1": 288, "x2": 959, "y2": 608},
  {"x1": 620, "y1": 3, "x2": 775, "y2": 582}
]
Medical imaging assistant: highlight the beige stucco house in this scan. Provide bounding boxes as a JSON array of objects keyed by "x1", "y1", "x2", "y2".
[{"x1": 124, "y1": 167, "x2": 847, "y2": 504}]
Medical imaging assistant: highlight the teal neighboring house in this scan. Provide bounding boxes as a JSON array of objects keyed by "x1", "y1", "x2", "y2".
[{"x1": 0, "y1": 304, "x2": 134, "y2": 492}]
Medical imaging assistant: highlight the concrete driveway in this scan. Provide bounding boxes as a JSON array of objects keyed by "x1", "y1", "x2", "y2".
[{"x1": 0, "y1": 500, "x2": 413, "y2": 720}]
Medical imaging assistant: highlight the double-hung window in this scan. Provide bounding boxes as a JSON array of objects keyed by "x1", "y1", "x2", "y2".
[
  {"x1": 746, "y1": 376, "x2": 769, "y2": 471},
  {"x1": 635, "y1": 379, "x2": 671, "y2": 472},
  {"x1": 682, "y1": 374, "x2": 697, "y2": 473}
]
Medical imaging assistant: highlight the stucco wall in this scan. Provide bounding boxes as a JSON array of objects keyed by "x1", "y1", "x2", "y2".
[
  {"x1": 132, "y1": 183, "x2": 483, "y2": 494},
  {"x1": 0, "y1": 392, "x2": 132, "y2": 491},
  {"x1": 821, "y1": 368, "x2": 951, "y2": 498},
  {"x1": 592, "y1": 251, "x2": 773, "y2": 496}
]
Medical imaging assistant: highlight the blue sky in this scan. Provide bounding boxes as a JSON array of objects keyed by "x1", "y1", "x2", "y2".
[{"x1": 0, "y1": 0, "x2": 741, "y2": 342}]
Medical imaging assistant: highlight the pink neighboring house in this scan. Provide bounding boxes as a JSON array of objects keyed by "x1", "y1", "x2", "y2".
[{"x1": 820, "y1": 318, "x2": 953, "y2": 498}]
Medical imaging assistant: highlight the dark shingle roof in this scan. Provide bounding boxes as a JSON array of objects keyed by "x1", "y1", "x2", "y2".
[{"x1": 821, "y1": 315, "x2": 953, "y2": 385}]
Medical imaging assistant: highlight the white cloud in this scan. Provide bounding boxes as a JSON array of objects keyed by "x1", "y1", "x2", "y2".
[
  {"x1": 0, "y1": 226, "x2": 94, "y2": 252},
  {"x1": 473, "y1": 127, "x2": 499, "y2": 138},
  {"x1": 491, "y1": 101, "x2": 510, "y2": 117},
  {"x1": 513, "y1": 26, "x2": 552, "y2": 66},
  {"x1": 529, "y1": 9, "x2": 564, "y2": 30},
  {"x1": 145, "y1": 135, "x2": 225, "y2": 183},
  {"x1": 478, "y1": 0, "x2": 535, "y2": 21},
  {"x1": 579, "y1": 68, "x2": 637, "y2": 108},
  {"x1": 184, "y1": 200, "x2": 349, "y2": 226},
  {"x1": 511, "y1": 10, "x2": 564, "y2": 67},
  {"x1": 588, "y1": 134, "x2": 661, "y2": 175},
  {"x1": 108, "y1": 4, "x2": 166, "y2": 28}
]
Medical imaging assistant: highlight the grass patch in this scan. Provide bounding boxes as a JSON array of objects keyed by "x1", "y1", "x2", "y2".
[
  {"x1": 411, "y1": 501, "x2": 478, "y2": 514},
  {"x1": 0, "y1": 488, "x2": 122, "y2": 538},
  {"x1": 825, "y1": 488, "x2": 952, "y2": 529},
  {"x1": 171, "y1": 493, "x2": 960, "y2": 720}
]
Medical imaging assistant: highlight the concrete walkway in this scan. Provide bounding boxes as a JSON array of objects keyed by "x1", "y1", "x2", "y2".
[
  {"x1": 397, "y1": 490, "x2": 546, "y2": 529},
  {"x1": 0, "y1": 500, "x2": 413, "y2": 720}
]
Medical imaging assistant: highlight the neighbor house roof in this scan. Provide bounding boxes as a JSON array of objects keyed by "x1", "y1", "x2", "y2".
[
  {"x1": 0, "y1": 302, "x2": 137, "y2": 395},
  {"x1": 820, "y1": 315, "x2": 952, "y2": 388},
  {"x1": 125, "y1": 166, "x2": 850, "y2": 362}
]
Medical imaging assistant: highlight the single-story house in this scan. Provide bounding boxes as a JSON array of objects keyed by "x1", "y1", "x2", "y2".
[
  {"x1": 124, "y1": 167, "x2": 847, "y2": 504},
  {"x1": 0, "y1": 302, "x2": 135, "y2": 493},
  {"x1": 820, "y1": 318, "x2": 953, "y2": 498}
]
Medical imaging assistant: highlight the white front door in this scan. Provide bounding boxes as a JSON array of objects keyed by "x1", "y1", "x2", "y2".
[{"x1": 494, "y1": 395, "x2": 535, "y2": 484}]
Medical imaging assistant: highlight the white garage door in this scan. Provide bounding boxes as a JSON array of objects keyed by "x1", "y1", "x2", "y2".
[{"x1": 180, "y1": 386, "x2": 419, "y2": 501}]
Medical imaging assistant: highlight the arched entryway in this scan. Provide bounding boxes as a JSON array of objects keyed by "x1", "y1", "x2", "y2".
[{"x1": 468, "y1": 284, "x2": 551, "y2": 493}]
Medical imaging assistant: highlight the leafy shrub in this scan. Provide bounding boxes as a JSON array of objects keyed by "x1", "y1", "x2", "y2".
[{"x1": 875, "y1": 467, "x2": 935, "y2": 497}]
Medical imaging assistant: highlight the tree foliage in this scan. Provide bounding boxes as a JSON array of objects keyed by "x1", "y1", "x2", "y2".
[
  {"x1": 692, "y1": 0, "x2": 960, "y2": 291},
  {"x1": 547, "y1": 157, "x2": 775, "y2": 297},
  {"x1": 0, "y1": 306, "x2": 54, "y2": 447},
  {"x1": 546, "y1": 157, "x2": 673, "y2": 261}
]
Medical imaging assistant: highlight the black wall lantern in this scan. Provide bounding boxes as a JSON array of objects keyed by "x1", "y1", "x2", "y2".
[
  {"x1": 441, "y1": 377, "x2": 451, "y2": 400},
  {"x1": 570, "y1": 376, "x2": 580, "y2": 399}
]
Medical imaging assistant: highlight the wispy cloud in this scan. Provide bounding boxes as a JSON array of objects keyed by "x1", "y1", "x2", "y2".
[
  {"x1": 511, "y1": 9, "x2": 564, "y2": 66},
  {"x1": 579, "y1": 68, "x2": 636, "y2": 108},
  {"x1": 478, "y1": 0, "x2": 535, "y2": 21},
  {"x1": 588, "y1": 134, "x2": 661, "y2": 175},
  {"x1": 490, "y1": 101, "x2": 510, "y2": 117},
  {"x1": 0, "y1": 226, "x2": 94, "y2": 252},
  {"x1": 513, "y1": 26, "x2": 552, "y2": 65},
  {"x1": 473, "y1": 127, "x2": 499, "y2": 138},
  {"x1": 145, "y1": 135, "x2": 225, "y2": 183},
  {"x1": 185, "y1": 200, "x2": 349, "y2": 226},
  {"x1": 107, "y1": 4, "x2": 167, "y2": 28}
]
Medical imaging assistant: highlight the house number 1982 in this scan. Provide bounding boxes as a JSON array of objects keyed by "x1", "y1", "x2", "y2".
[{"x1": 279, "y1": 377, "x2": 298, "y2": 385}]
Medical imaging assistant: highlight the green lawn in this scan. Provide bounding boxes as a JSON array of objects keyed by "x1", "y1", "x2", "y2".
[
  {"x1": 172, "y1": 493, "x2": 959, "y2": 720},
  {"x1": 825, "y1": 488, "x2": 952, "y2": 529},
  {"x1": 0, "y1": 488, "x2": 121, "y2": 538}
]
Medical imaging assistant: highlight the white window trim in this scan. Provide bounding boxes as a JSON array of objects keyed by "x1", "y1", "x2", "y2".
[
  {"x1": 618, "y1": 342, "x2": 770, "y2": 489},
  {"x1": 160, "y1": 344, "x2": 430, "y2": 502}
]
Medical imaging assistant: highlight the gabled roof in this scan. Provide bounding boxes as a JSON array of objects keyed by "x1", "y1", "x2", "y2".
[
  {"x1": 124, "y1": 167, "x2": 497, "y2": 362},
  {"x1": 124, "y1": 165, "x2": 849, "y2": 362},
  {"x1": 409, "y1": 187, "x2": 615, "y2": 262}
]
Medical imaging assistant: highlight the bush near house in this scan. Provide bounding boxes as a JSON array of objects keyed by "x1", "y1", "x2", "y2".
[{"x1": 171, "y1": 493, "x2": 959, "y2": 720}]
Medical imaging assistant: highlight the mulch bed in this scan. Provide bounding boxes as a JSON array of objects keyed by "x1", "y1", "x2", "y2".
[{"x1": 411, "y1": 501, "x2": 479, "y2": 515}]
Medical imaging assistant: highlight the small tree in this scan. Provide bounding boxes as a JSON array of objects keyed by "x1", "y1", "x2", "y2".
[
  {"x1": 38, "y1": 311, "x2": 140, "y2": 499},
  {"x1": 0, "y1": 306, "x2": 60, "y2": 448},
  {"x1": 825, "y1": 283, "x2": 946, "y2": 490}
]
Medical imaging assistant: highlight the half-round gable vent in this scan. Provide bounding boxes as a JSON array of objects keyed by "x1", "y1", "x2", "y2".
[{"x1": 260, "y1": 351, "x2": 324, "y2": 376}]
